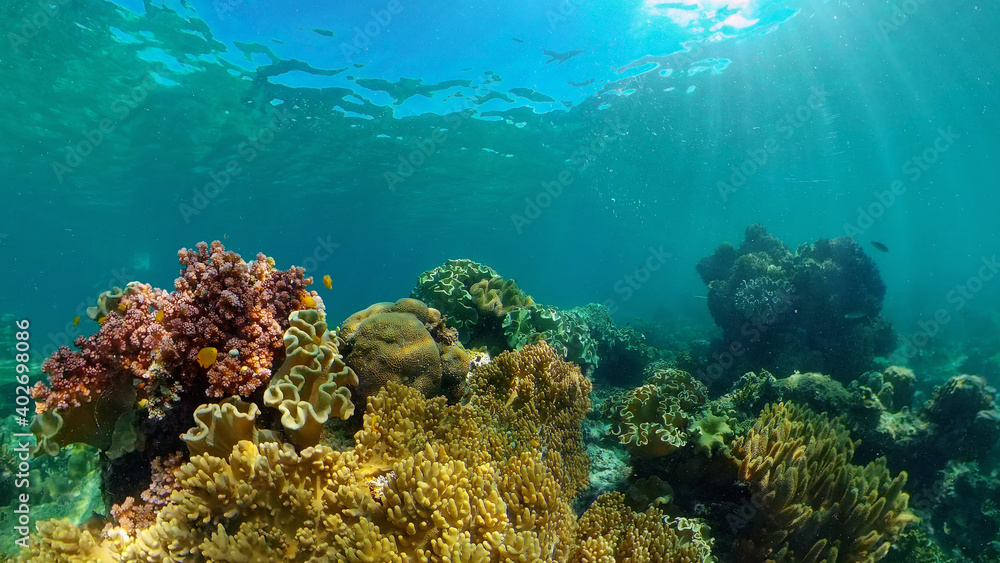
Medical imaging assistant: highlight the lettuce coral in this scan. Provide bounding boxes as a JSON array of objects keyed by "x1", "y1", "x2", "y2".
[
  {"x1": 263, "y1": 308, "x2": 358, "y2": 447},
  {"x1": 603, "y1": 365, "x2": 708, "y2": 458},
  {"x1": 412, "y1": 259, "x2": 535, "y2": 350},
  {"x1": 731, "y1": 401, "x2": 914, "y2": 562}
]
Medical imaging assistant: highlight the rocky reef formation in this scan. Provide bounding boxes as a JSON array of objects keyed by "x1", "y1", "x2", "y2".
[{"x1": 695, "y1": 224, "x2": 896, "y2": 389}]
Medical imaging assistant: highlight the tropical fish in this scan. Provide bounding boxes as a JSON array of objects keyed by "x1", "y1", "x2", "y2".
[
  {"x1": 301, "y1": 294, "x2": 318, "y2": 308},
  {"x1": 97, "y1": 316, "x2": 107, "y2": 324},
  {"x1": 844, "y1": 311, "x2": 868, "y2": 319},
  {"x1": 72, "y1": 316, "x2": 80, "y2": 327},
  {"x1": 871, "y1": 241, "x2": 889, "y2": 253},
  {"x1": 323, "y1": 275, "x2": 333, "y2": 290},
  {"x1": 196, "y1": 347, "x2": 218, "y2": 368},
  {"x1": 154, "y1": 310, "x2": 164, "y2": 322}
]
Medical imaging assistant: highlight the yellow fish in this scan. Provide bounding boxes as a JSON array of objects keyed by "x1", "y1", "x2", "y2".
[
  {"x1": 323, "y1": 275, "x2": 333, "y2": 290},
  {"x1": 196, "y1": 347, "x2": 218, "y2": 368},
  {"x1": 154, "y1": 310, "x2": 164, "y2": 322},
  {"x1": 72, "y1": 316, "x2": 80, "y2": 327},
  {"x1": 97, "y1": 316, "x2": 107, "y2": 324},
  {"x1": 302, "y1": 294, "x2": 317, "y2": 308}
]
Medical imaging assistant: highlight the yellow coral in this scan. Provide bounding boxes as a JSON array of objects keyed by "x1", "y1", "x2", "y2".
[
  {"x1": 20, "y1": 342, "x2": 714, "y2": 563},
  {"x1": 263, "y1": 309, "x2": 358, "y2": 448},
  {"x1": 731, "y1": 402, "x2": 913, "y2": 562}
]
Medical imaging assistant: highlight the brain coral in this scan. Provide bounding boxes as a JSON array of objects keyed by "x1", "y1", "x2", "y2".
[
  {"x1": 732, "y1": 401, "x2": 914, "y2": 562},
  {"x1": 339, "y1": 298, "x2": 470, "y2": 407},
  {"x1": 603, "y1": 365, "x2": 708, "y2": 458}
]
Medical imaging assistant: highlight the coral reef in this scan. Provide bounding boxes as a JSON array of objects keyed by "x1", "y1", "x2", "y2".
[
  {"x1": 602, "y1": 364, "x2": 708, "y2": 458},
  {"x1": 338, "y1": 298, "x2": 469, "y2": 406},
  {"x1": 19, "y1": 343, "x2": 714, "y2": 562},
  {"x1": 696, "y1": 224, "x2": 896, "y2": 387},
  {"x1": 31, "y1": 241, "x2": 315, "y2": 456},
  {"x1": 502, "y1": 304, "x2": 599, "y2": 370},
  {"x1": 570, "y1": 492, "x2": 715, "y2": 562},
  {"x1": 413, "y1": 260, "x2": 646, "y2": 377},
  {"x1": 411, "y1": 259, "x2": 534, "y2": 350},
  {"x1": 732, "y1": 402, "x2": 914, "y2": 562}
]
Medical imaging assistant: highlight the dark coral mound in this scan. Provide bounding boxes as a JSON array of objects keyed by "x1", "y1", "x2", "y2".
[{"x1": 696, "y1": 224, "x2": 896, "y2": 388}]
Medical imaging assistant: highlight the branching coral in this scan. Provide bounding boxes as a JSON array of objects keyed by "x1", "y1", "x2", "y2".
[
  {"x1": 19, "y1": 342, "x2": 618, "y2": 562},
  {"x1": 571, "y1": 492, "x2": 715, "y2": 562},
  {"x1": 31, "y1": 241, "x2": 315, "y2": 456},
  {"x1": 731, "y1": 402, "x2": 914, "y2": 562}
]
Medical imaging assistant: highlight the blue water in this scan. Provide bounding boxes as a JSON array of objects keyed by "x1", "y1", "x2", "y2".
[
  {"x1": 3, "y1": 1, "x2": 1000, "y2": 560},
  {"x1": 1, "y1": 0, "x2": 997, "y2": 371}
]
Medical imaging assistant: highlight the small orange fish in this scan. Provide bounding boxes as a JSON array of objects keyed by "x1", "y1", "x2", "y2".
[
  {"x1": 323, "y1": 275, "x2": 333, "y2": 290},
  {"x1": 196, "y1": 347, "x2": 218, "y2": 368},
  {"x1": 301, "y1": 294, "x2": 318, "y2": 308},
  {"x1": 72, "y1": 316, "x2": 80, "y2": 327},
  {"x1": 154, "y1": 310, "x2": 164, "y2": 322}
]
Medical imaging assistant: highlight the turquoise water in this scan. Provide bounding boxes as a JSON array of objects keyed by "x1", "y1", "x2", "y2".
[
  {"x1": 1, "y1": 0, "x2": 999, "y2": 560},
  {"x1": 2, "y1": 0, "x2": 996, "y2": 356}
]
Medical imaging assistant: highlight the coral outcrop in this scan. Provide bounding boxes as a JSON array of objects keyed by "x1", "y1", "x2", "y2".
[
  {"x1": 31, "y1": 241, "x2": 316, "y2": 456},
  {"x1": 412, "y1": 259, "x2": 535, "y2": 350},
  {"x1": 603, "y1": 364, "x2": 708, "y2": 458},
  {"x1": 695, "y1": 225, "x2": 896, "y2": 387}
]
